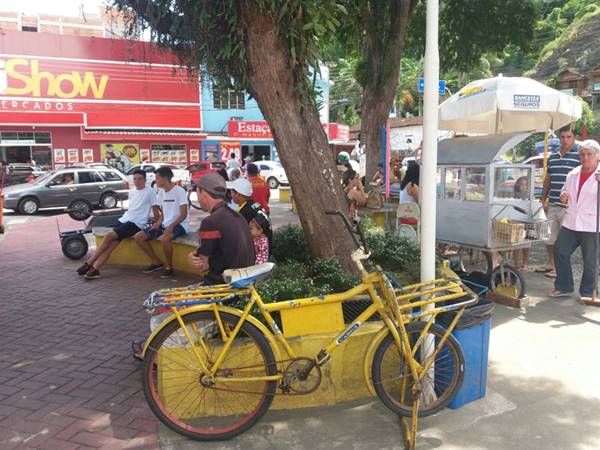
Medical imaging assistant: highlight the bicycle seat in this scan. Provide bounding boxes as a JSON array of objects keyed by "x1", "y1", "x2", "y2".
[{"x1": 223, "y1": 262, "x2": 275, "y2": 287}]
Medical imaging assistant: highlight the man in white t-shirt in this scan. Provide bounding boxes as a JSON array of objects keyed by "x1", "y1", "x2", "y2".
[
  {"x1": 76, "y1": 169, "x2": 159, "y2": 280},
  {"x1": 134, "y1": 166, "x2": 189, "y2": 278}
]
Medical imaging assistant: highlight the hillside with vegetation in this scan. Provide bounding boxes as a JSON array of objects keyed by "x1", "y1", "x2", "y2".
[{"x1": 527, "y1": 4, "x2": 600, "y2": 80}]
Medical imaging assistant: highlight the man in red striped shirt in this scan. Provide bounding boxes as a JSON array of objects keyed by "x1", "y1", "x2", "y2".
[
  {"x1": 188, "y1": 173, "x2": 255, "y2": 283},
  {"x1": 246, "y1": 163, "x2": 271, "y2": 215}
]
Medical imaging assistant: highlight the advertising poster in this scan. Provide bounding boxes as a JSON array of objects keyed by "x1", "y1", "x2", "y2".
[
  {"x1": 54, "y1": 148, "x2": 65, "y2": 164},
  {"x1": 68, "y1": 148, "x2": 79, "y2": 163},
  {"x1": 140, "y1": 148, "x2": 150, "y2": 163},
  {"x1": 189, "y1": 149, "x2": 200, "y2": 162},
  {"x1": 82, "y1": 149, "x2": 94, "y2": 163},
  {"x1": 100, "y1": 143, "x2": 140, "y2": 173},
  {"x1": 220, "y1": 141, "x2": 241, "y2": 161}
]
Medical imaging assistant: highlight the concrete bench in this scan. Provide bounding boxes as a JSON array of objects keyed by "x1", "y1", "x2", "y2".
[{"x1": 93, "y1": 227, "x2": 198, "y2": 274}]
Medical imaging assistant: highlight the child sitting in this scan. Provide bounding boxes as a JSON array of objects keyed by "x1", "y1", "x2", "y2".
[{"x1": 249, "y1": 211, "x2": 271, "y2": 264}]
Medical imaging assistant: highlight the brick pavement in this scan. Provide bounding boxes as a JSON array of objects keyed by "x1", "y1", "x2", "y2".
[{"x1": 0, "y1": 214, "x2": 197, "y2": 449}]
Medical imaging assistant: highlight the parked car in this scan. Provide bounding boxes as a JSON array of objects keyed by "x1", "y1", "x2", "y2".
[
  {"x1": 4, "y1": 163, "x2": 45, "y2": 186},
  {"x1": 255, "y1": 160, "x2": 288, "y2": 189},
  {"x1": 125, "y1": 163, "x2": 190, "y2": 189},
  {"x1": 186, "y1": 160, "x2": 225, "y2": 186},
  {"x1": 2, "y1": 167, "x2": 129, "y2": 218}
]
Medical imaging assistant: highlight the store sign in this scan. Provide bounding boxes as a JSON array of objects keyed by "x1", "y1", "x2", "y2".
[
  {"x1": 0, "y1": 58, "x2": 108, "y2": 99},
  {"x1": 220, "y1": 141, "x2": 241, "y2": 160},
  {"x1": 228, "y1": 121, "x2": 272, "y2": 138},
  {"x1": 328, "y1": 123, "x2": 349, "y2": 141},
  {"x1": 0, "y1": 32, "x2": 201, "y2": 129}
]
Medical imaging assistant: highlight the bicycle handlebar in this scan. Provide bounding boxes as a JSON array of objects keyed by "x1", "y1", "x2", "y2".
[{"x1": 325, "y1": 209, "x2": 370, "y2": 254}]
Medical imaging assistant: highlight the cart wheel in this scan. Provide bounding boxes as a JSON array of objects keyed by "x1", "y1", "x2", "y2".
[
  {"x1": 490, "y1": 264, "x2": 526, "y2": 298},
  {"x1": 61, "y1": 235, "x2": 89, "y2": 260},
  {"x1": 68, "y1": 200, "x2": 92, "y2": 221}
]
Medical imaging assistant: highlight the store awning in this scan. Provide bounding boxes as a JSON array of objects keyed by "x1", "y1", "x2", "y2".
[
  {"x1": 0, "y1": 111, "x2": 85, "y2": 126},
  {"x1": 81, "y1": 129, "x2": 207, "y2": 141}
]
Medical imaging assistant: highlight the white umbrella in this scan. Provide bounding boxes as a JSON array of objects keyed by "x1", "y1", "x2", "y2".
[{"x1": 438, "y1": 76, "x2": 583, "y2": 134}]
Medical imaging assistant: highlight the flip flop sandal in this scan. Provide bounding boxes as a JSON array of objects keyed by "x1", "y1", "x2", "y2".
[
  {"x1": 131, "y1": 339, "x2": 145, "y2": 362},
  {"x1": 544, "y1": 271, "x2": 557, "y2": 278},
  {"x1": 535, "y1": 267, "x2": 553, "y2": 273},
  {"x1": 549, "y1": 290, "x2": 571, "y2": 298}
]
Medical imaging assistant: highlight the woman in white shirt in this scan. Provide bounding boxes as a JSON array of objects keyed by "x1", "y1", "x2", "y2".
[{"x1": 400, "y1": 162, "x2": 419, "y2": 203}]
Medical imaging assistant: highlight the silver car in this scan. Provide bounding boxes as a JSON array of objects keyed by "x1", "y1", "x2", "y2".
[{"x1": 3, "y1": 167, "x2": 129, "y2": 218}]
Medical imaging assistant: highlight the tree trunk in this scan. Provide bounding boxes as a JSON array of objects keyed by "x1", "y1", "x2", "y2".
[
  {"x1": 239, "y1": 5, "x2": 358, "y2": 273},
  {"x1": 359, "y1": 1, "x2": 415, "y2": 185}
]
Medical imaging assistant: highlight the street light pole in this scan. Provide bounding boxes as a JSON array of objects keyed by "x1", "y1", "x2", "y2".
[{"x1": 420, "y1": 0, "x2": 439, "y2": 286}]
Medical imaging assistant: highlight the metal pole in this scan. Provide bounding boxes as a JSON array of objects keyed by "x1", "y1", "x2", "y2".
[
  {"x1": 420, "y1": 0, "x2": 439, "y2": 286},
  {"x1": 594, "y1": 180, "x2": 600, "y2": 301}
]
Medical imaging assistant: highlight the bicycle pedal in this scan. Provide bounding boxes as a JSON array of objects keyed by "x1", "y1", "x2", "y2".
[{"x1": 315, "y1": 350, "x2": 331, "y2": 366}]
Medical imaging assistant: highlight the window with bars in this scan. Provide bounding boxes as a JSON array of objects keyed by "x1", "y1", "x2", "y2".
[{"x1": 212, "y1": 87, "x2": 245, "y2": 109}]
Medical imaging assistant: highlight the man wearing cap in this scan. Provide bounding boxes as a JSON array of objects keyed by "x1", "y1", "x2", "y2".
[{"x1": 188, "y1": 173, "x2": 255, "y2": 284}]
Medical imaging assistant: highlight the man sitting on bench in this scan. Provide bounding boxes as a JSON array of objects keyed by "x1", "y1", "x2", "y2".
[
  {"x1": 76, "y1": 169, "x2": 158, "y2": 279},
  {"x1": 134, "y1": 166, "x2": 190, "y2": 279}
]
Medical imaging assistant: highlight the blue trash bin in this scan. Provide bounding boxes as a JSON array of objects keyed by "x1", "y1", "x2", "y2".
[{"x1": 437, "y1": 299, "x2": 494, "y2": 409}]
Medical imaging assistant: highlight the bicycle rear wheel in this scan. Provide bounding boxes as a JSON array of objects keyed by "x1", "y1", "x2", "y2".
[
  {"x1": 142, "y1": 310, "x2": 277, "y2": 440},
  {"x1": 371, "y1": 321, "x2": 464, "y2": 417}
]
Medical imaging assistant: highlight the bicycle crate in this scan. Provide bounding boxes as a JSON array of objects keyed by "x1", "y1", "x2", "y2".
[
  {"x1": 492, "y1": 220, "x2": 526, "y2": 244},
  {"x1": 523, "y1": 220, "x2": 552, "y2": 241}
]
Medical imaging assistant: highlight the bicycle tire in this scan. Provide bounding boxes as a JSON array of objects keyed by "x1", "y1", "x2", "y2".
[
  {"x1": 371, "y1": 322, "x2": 464, "y2": 417},
  {"x1": 142, "y1": 310, "x2": 277, "y2": 440}
]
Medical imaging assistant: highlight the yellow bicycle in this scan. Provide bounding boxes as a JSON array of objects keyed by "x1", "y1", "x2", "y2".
[{"x1": 140, "y1": 210, "x2": 478, "y2": 441}]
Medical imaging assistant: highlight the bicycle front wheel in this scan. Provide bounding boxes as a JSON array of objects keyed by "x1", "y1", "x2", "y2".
[
  {"x1": 371, "y1": 322, "x2": 464, "y2": 417},
  {"x1": 142, "y1": 310, "x2": 277, "y2": 440}
]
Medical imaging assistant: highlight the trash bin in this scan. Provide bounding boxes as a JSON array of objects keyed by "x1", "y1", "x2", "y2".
[{"x1": 437, "y1": 298, "x2": 494, "y2": 409}]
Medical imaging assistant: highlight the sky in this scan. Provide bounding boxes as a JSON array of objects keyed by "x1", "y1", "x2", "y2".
[{"x1": 1, "y1": 0, "x2": 107, "y2": 17}]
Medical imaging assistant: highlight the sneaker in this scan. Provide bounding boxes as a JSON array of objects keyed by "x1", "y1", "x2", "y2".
[
  {"x1": 160, "y1": 268, "x2": 174, "y2": 279},
  {"x1": 84, "y1": 268, "x2": 102, "y2": 279},
  {"x1": 143, "y1": 263, "x2": 164, "y2": 273},
  {"x1": 77, "y1": 262, "x2": 92, "y2": 276}
]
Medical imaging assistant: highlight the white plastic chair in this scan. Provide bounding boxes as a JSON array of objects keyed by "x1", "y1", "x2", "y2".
[{"x1": 396, "y1": 202, "x2": 420, "y2": 242}]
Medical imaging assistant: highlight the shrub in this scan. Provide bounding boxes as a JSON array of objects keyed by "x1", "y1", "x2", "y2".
[
  {"x1": 272, "y1": 261, "x2": 309, "y2": 280},
  {"x1": 311, "y1": 257, "x2": 359, "y2": 293},
  {"x1": 271, "y1": 225, "x2": 310, "y2": 264},
  {"x1": 257, "y1": 277, "x2": 331, "y2": 303}
]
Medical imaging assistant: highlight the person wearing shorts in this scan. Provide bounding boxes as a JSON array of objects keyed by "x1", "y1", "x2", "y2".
[
  {"x1": 77, "y1": 169, "x2": 158, "y2": 279},
  {"x1": 539, "y1": 126, "x2": 580, "y2": 277},
  {"x1": 134, "y1": 166, "x2": 190, "y2": 278}
]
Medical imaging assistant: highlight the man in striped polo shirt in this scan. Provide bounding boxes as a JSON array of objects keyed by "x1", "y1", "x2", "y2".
[{"x1": 539, "y1": 126, "x2": 580, "y2": 277}]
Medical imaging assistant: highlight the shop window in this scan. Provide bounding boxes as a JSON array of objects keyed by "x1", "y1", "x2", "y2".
[
  {"x1": 465, "y1": 167, "x2": 486, "y2": 202},
  {"x1": 34, "y1": 133, "x2": 51, "y2": 144},
  {"x1": 22, "y1": 26, "x2": 38, "y2": 32},
  {"x1": 444, "y1": 168, "x2": 462, "y2": 200},
  {"x1": 212, "y1": 87, "x2": 245, "y2": 109},
  {"x1": 150, "y1": 144, "x2": 187, "y2": 164},
  {"x1": 77, "y1": 171, "x2": 103, "y2": 184}
]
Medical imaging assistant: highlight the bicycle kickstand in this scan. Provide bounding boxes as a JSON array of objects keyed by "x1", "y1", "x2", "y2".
[{"x1": 399, "y1": 386, "x2": 420, "y2": 450}]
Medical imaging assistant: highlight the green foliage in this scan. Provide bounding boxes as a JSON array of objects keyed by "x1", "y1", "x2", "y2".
[
  {"x1": 257, "y1": 277, "x2": 331, "y2": 303},
  {"x1": 364, "y1": 226, "x2": 421, "y2": 282},
  {"x1": 404, "y1": 0, "x2": 536, "y2": 72},
  {"x1": 573, "y1": 96, "x2": 595, "y2": 136},
  {"x1": 311, "y1": 257, "x2": 359, "y2": 292},
  {"x1": 113, "y1": 0, "x2": 346, "y2": 106},
  {"x1": 270, "y1": 225, "x2": 310, "y2": 264}
]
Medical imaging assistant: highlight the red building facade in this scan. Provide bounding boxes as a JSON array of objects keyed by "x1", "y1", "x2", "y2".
[{"x1": 0, "y1": 30, "x2": 205, "y2": 169}]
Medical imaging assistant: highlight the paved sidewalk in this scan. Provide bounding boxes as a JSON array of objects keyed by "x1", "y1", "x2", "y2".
[{"x1": 0, "y1": 212, "x2": 201, "y2": 449}]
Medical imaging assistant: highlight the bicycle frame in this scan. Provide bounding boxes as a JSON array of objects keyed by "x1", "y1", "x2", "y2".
[{"x1": 143, "y1": 269, "x2": 476, "y2": 388}]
